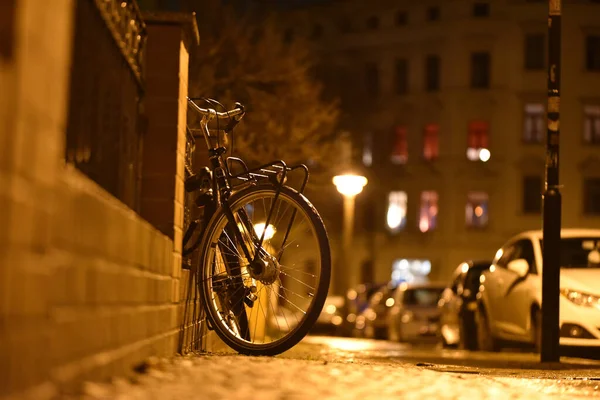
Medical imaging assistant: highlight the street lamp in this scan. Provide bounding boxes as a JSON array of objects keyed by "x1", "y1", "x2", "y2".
[{"x1": 333, "y1": 174, "x2": 368, "y2": 295}]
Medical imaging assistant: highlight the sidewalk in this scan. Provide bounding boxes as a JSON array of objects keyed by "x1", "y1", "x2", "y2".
[{"x1": 71, "y1": 337, "x2": 600, "y2": 400}]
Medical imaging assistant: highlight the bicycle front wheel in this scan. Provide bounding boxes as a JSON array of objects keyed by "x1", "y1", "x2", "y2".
[{"x1": 198, "y1": 183, "x2": 331, "y2": 356}]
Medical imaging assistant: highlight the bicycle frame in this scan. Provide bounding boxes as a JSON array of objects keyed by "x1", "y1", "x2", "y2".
[{"x1": 185, "y1": 98, "x2": 310, "y2": 266}]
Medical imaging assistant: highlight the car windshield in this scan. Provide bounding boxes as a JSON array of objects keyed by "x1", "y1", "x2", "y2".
[
  {"x1": 403, "y1": 288, "x2": 444, "y2": 306},
  {"x1": 539, "y1": 237, "x2": 600, "y2": 269}
]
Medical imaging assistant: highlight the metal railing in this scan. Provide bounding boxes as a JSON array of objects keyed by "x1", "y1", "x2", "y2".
[{"x1": 65, "y1": 0, "x2": 147, "y2": 211}]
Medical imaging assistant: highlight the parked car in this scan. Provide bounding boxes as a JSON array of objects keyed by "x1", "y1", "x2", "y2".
[
  {"x1": 387, "y1": 282, "x2": 446, "y2": 343},
  {"x1": 476, "y1": 229, "x2": 600, "y2": 352},
  {"x1": 311, "y1": 295, "x2": 345, "y2": 336},
  {"x1": 341, "y1": 282, "x2": 385, "y2": 336},
  {"x1": 438, "y1": 260, "x2": 492, "y2": 349},
  {"x1": 354, "y1": 282, "x2": 397, "y2": 339}
]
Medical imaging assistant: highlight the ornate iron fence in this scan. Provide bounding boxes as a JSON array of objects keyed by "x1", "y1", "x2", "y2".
[{"x1": 65, "y1": 0, "x2": 146, "y2": 211}]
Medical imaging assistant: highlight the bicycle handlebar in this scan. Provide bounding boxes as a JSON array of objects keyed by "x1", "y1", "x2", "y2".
[{"x1": 187, "y1": 98, "x2": 246, "y2": 124}]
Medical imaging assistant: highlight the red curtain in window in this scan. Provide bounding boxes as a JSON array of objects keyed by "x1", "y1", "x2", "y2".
[
  {"x1": 391, "y1": 126, "x2": 408, "y2": 163},
  {"x1": 468, "y1": 121, "x2": 489, "y2": 149},
  {"x1": 423, "y1": 123, "x2": 439, "y2": 160}
]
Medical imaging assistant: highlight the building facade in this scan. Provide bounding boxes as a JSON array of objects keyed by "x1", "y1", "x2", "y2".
[{"x1": 278, "y1": 0, "x2": 600, "y2": 291}]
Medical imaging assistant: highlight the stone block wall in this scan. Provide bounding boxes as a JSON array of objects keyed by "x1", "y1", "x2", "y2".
[{"x1": 0, "y1": 2, "x2": 221, "y2": 399}]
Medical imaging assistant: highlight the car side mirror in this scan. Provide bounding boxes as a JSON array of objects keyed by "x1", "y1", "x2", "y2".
[{"x1": 507, "y1": 258, "x2": 529, "y2": 278}]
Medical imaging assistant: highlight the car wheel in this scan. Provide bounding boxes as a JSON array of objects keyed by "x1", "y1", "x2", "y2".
[
  {"x1": 475, "y1": 307, "x2": 500, "y2": 352},
  {"x1": 459, "y1": 315, "x2": 478, "y2": 351},
  {"x1": 532, "y1": 308, "x2": 542, "y2": 354}
]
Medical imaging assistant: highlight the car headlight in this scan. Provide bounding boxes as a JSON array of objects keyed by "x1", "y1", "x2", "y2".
[{"x1": 560, "y1": 288, "x2": 600, "y2": 308}]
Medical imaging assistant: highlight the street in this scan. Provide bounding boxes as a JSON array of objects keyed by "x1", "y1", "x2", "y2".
[{"x1": 76, "y1": 336, "x2": 600, "y2": 399}]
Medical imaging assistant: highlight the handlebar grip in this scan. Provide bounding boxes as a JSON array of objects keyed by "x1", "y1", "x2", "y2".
[{"x1": 224, "y1": 102, "x2": 245, "y2": 133}]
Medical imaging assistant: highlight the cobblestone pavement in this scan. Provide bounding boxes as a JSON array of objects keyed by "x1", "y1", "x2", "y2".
[{"x1": 75, "y1": 336, "x2": 600, "y2": 400}]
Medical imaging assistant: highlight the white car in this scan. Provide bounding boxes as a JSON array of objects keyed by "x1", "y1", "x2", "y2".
[{"x1": 476, "y1": 229, "x2": 600, "y2": 351}]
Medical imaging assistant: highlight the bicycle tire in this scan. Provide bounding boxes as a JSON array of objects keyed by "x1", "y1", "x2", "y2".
[{"x1": 197, "y1": 183, "x2": 331, "y2": 356}]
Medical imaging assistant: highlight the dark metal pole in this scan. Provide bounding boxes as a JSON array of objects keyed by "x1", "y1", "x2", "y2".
[{"x1": 541, "y1": 0, "x2": 562, "y2": 363}]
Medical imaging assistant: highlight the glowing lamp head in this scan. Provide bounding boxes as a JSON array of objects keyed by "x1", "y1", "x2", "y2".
[{"x1": 333, "y1": 174, "x2": 368, "y2": 197}]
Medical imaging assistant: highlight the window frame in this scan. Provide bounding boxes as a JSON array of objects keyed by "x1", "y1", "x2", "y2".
[
  {"x1": 584, "y1": 177, "x2": 600, "y2": 215},
  {"x1": 425, "y1": 54, "x2": 440, "y2": 92},
  {"x1": 522, "y1": 175, "x2": 543, "y2": 214},
  {"x1": 524, "y1": 33, "x2": 545, "y2": 70},
  {"x1": 471, "y1": 52, "x2": 491, "y2": 89},
  {"x1": 522, "y1": 103, "x2": 546, "y2": 144}
]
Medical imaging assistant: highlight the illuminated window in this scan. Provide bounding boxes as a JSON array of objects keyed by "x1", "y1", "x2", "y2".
[
  {"x1": 362, "y1": 132, "x2": 373, "y2": 166},
  {"x1": 423, "y1": 123, "x2": 439, "y2": 161},
  {"x1": 584, "y1": 105, "x2": 600, "y2": 144},
  {"x1": 466, "y1": 191, "x2": 489, "y2": 228},
  {"x1": 391, "y1": 259, "x2": 432, "y2": 285},
  {"x1": 523, "y1": 103, "x2": 545, "y2": 144},
  {"x1": 387, "y1": 191, "x2": 407, "y2": 233},
  {"x1": 419, "y1": 191, "x2": 438, "y2": 232},
  {"x1": 391, "y1": 126, "x2": 408, "y2": 164},
  {"x1": 467, "y1": 120, "x2": 490, "y2": 161}
]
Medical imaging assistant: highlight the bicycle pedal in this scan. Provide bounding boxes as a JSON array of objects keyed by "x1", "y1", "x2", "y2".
[{"x1": 244, "y1": 295, "x2": 256, "y2": 308}]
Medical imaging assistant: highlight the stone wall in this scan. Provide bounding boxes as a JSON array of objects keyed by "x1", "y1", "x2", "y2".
[{"x1": 0, "y1": 2, "x2": 220, "y2": 399}]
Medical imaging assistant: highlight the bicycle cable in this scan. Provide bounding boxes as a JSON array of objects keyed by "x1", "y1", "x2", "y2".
[{"x1": 200, "y1": 97, "x2": 235, "y2": 158}]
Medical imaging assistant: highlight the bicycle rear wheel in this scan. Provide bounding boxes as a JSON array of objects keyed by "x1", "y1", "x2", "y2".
[{"x1": 198, "y1": 183, "x2": 330, "y2": 356}]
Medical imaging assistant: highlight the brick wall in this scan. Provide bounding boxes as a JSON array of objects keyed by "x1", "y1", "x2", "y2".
[{"x1": 0, "y1": 2, "x2": 222, "y2": 399}]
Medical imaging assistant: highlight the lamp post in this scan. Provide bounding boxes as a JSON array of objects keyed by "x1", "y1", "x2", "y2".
[
  {"x1": 541, "y1": 0, "x2": 562, "y2": 363},
  {"x1": 333, "y1": 174, "x2": 368, "y2": 296}
]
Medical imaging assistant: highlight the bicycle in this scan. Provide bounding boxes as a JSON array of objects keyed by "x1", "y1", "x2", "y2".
[{"x1": 182, "y1": 98, "x2": 331, "y2": 356}]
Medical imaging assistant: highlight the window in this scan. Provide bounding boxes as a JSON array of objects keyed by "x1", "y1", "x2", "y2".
[
  {"x1": 427, "y1": 6, "x2": 440, "y2": 21},
  {"x1": 366, "y1": 16, "x2": 379, "y2": 30},
  {"x1": 586, "y1": 36, "x2": 600, "y2": 71},
  {"x1": 509, "y1": 240, "x2": 537, "y2": 274},
  {"x1": 523, "y1": 103, "x2": 545, "y2": 143},
  {"x1": 584, "y1": 178, "x2": 600, "y2": 215},
  {"x1": 0, "y1": 0, "x2": 16, "y2": 60},
  {"x1": 423, "y1": 123, "x2": 439, "y2": 160},
  {"x1": 473, "y1": 2, "x2": 490, "y2": 17},
  {"x1": 425, "y1": 55, "x2": 440, "y2": 92},
  {"x1": 466, "y1": 191, "x2": 489, "y2": 228},
  {"x1": 392, "y1": 259, "x2": 432, "y2": 285},
  {"x1": 391, "y1": 126, "x2": 408, "y2": 164},
  {"x1": 310, "y1": 24, "x2": 323, "y2": 40},
  {"x1": 466, "y1": 120, "x2": 490, "y2": 161},
  {"x1": 525, "y1": 34, "x2": 545, "y2": 70},
  {"x1": 395, "y1": 59, "x2": 408, "y2": 94},
  {"x1": 283, "y1": 28, "x2": 294, "y2": 44},
  {"x1": 339, "y1": 18, "x2": 353, "y2": 34},
  {"x1": 523, "y1": 175, "x2": 542, "y2": 214},
  {"x1": 396, "y1": 11, "x2": 408, "y2": 26},
  {"x1": 584, "y1": 105, "x2": 600, "y2": 144},
  {"x1": 497, "y1": 244, "x2": 516, "y2": 267},
  {"x1": 387, "y1": 191, "x2": 408, "y2": 233},
  {"x1": 419, "y1": 191, "x2": 438, "y2": 232},
  {"x1": 471, "y1": 52, "x2": 490, "y2": 88},
  {"x1": 362, "y1": 132, "x2": 373, "y2": 166},
  {"x1": 365, "y1": 63, "x2": 379, "y2": 97}
]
